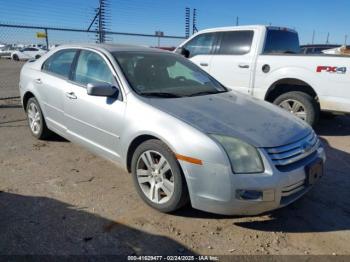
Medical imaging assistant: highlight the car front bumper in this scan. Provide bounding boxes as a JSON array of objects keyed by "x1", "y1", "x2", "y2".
[{"x1": 179, "y1": 145, "x2": 326, "y2": 216}]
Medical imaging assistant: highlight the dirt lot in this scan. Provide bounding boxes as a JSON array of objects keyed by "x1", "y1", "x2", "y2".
[{"x1": 0, "y1": 59, "x2": 350, "y2": 255}]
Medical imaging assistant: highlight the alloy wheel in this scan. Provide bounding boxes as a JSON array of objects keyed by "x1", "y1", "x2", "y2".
[
  {"x1": 279, "y1": 99, "x2": 307, "y2": 121},
  {"x1": 27, "y1": 102, "x2": 41, "y2": 135},
  {"x1": 136, "y1": 150, "x2": 175, "y2": 204}
]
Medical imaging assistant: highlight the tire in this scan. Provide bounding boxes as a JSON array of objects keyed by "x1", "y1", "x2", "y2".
[
  {"x1": 12, "y1": 54, "x2": 19, "y2": 61},
  {"x1": 26, "y1": 97, "x2": 51, "y2": 139},
  {"x1": 273, "y1": 91, "x2": 320, "y2": 126},
  {"x1": 35, "y1": 55, "x2": 41, "y2": 59},
  {"x1": 131, "y1": 139, "x2": 189, "y2": 213}
]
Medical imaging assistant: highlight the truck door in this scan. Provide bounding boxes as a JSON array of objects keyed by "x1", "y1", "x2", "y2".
[
  {"x1": 182, "y1": 32, "x2": 218, "y2": 73},
  {"x1": 209, "y1": 30, "x2": 255, "y2": 95}
]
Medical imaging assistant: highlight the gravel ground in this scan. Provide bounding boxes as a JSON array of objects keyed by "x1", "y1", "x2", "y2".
[{"x1": 0, "y1": 60, "x2": 350, "y2": 255}]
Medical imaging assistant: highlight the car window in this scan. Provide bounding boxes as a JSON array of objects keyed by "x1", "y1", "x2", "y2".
[
  {"x1": 313, "y1": 47, "x2": 327, "y2": 54},
  {"x1": 73, "y1": 50, "x2": 114, "y2": 86},
  {"x1": 217, "y1": 30, "x2": 254, "y2": 55},
  {"x1": 42, "y1": 49, "x2": 76, "y2": 78},
  {"x1": 183, "y1": 33, "x2": 216, "y2": 58}
]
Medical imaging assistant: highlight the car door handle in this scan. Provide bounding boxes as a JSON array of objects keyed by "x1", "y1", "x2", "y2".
[
  {"x1": 200, "y1": 62, "x2": 209, "y2": 67},
  {"x1": 35, "y1": 78, "x2": 42, "y2": 84},
  {"x1": 238, "y1": 64, "x2": 250, "y2": 69},
  {"x1": 66, "y1": 92, "x2": 77, "y2": 100}
]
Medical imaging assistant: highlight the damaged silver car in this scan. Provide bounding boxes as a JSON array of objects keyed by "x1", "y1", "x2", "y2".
[{"x1": 19, "y1": 44, "x2": 326, "y2": 215}]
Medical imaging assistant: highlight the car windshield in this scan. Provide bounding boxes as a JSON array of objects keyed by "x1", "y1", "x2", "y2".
[{"x1": 113, "y1": 51, "x2": 227, "y2": 98}]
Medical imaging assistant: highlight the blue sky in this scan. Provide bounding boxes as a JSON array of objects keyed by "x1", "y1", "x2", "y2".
[{"x1": 0, "y1": 0, "x2": 349, "y2": 46}]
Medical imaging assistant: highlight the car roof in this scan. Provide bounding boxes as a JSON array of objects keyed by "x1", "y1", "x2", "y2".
[{"x1": 55, "y1": 43, "x2": 168, "y2": 53}]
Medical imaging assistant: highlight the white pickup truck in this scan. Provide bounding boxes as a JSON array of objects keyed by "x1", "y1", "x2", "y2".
[{"x1": 175, "y1": 25, "x2": 350, "y2": 125}]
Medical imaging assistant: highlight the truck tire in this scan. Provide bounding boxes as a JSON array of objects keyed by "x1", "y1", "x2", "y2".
[{"x1": 273, "y1": 91, "x2": 319, "y2": 126}]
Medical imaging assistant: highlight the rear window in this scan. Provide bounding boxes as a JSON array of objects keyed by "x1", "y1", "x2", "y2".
[
  {"x1": 218, "y1": 31, "x2": 254, "y2": 55},
  {"x1": 263, "y1": 29, "x2": 300, "y2": 54}
]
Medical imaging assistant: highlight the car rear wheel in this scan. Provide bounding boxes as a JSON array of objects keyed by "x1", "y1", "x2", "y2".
[
  {"x1": 12, "y1": 54, "x2": 19, "y2": 61},
  {"x1": 26, "y1": 97, "x2": 51, "y2": 139},
  {"x1": 35, "y1": 55, "x2": 41, "y2": 59},
  {"x1": 273, "y1": 91, "x2": 319, "y2": 126},
  {"x1": 131, "y1": 139, "x2": 189, "y2": 213}
]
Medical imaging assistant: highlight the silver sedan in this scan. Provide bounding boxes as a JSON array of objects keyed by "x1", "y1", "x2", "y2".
[{"x1": 19, "y1": 44, "x2": 326, "y2": 215}]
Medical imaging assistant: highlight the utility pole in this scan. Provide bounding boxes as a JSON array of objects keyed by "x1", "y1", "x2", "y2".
[
  {"x1": 345, "y1": 35, "x2": 348, "y2": 45},
  {"x1": 185, "y1": 7, "x2": 191, "y2": 38},
  {"x1": 236, "y1": 16, "x2": 239, "y2": 26},
  {"x1": 88, "y1": 0, "x2": 110, "y2": 43},
  {"x1": 311, "y1": 30, "x2": 315, "y2": 44},
  {"x1": 98, "y1": 0, "x2": 103, "y2": 43},
  {"x1": 192, "y1": 8, "x2": 198, "y2": 34},
  {"x1": 326, "y1": 32, "x2": 330, "y2": 44}
]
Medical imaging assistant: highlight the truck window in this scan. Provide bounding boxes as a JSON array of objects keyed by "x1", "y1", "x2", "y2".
[
  {"x1": 183, "y1": 33, "x2": 216, "y2": 58},
  {"x1": 263, "y1": 29, "x2": 300, "y2": 54},
  {"x1": 218, "y1": 31, "x2": 254, "y2": 55}
]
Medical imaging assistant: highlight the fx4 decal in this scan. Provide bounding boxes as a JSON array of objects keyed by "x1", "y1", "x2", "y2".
[{"x1": 316, "y1": 66, "x2": 347, "y2": 74}]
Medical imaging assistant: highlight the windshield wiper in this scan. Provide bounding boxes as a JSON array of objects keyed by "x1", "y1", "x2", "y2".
[
  {"x1": 139, "y1": 92, "x2": 181, "y2": 98},
  {"x1": 187, "y1": 90, "x2": 227, "y2": 97}
]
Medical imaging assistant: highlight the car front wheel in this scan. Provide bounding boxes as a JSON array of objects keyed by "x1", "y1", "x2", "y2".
[{"x1": 131, "y1": 139, "x2": 189, "y2": 213}]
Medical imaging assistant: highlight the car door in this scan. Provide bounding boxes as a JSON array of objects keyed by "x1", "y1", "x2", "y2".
[
  {"x1": 182, "y1": 32, "x2": 217, "y2": 73},
  {"x1": 23, "y1": 48, "x2": 35, "y2": 58},
  {"x1": 64, "y1": 49, "x2": 126, "y2": 162},
  {"x1": 209, "y1": 30, "x2": 255, "y2": 95},
  {"x1": 19, "y1": 48, "x2": 30, "y2": 59},
  {"x1": 39, "y1": 49, "x2": 78, "y2": 134}
]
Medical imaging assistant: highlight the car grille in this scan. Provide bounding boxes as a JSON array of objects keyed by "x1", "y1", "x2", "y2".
[{"x1": 265, "y1": 131, "x2": 320, "y2": 167}]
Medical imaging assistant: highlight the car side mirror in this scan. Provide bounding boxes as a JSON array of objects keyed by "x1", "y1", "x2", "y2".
[
  {"x1": 175, "y1": 47, "x2": 190, "y2": 58},
  {"x1": 87, "y1": 82, "x2": 119, "y2": 97}
]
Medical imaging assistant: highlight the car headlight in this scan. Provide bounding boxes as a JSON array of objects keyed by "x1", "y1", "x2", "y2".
[{"x1": 210, "y1": 134, "x2": 264, "y2": 174}]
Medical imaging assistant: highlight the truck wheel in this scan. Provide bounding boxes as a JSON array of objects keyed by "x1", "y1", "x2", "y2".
[
  {"x1": 131, "y1": 139, "x2": 189, "y2": 213},
  {"x1": 273, "y1": 91, "x2": 319, "y2": 126}
]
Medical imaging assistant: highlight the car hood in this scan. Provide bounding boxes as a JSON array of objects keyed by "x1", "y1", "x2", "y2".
[{"x1": 145, "y1": 91, "x2": 311, "y2": 148}]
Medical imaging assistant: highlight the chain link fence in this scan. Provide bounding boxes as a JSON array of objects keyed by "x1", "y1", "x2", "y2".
[{"x1": 0, "y1": 24, "x2": 186, "y2": 100}]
